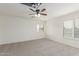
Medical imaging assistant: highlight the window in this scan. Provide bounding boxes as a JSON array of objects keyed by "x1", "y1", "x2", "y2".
[
  {"x1": 37, "y1": 24, "x2": 40, "y2": 32},
  {"x1": 63, "y1": 20, "x2": 73, "y2": 39},
  {"x1": 36, "y1": 24, "x2": 44, "y2": 32},
  {"x1": 63, "y1": 19, "x2": 79, "y2": 40},
  {"x1": 74, "y1": 19, "x2": 79, "y2": 38}
]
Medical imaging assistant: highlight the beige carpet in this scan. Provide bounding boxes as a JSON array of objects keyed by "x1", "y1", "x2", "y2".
[{"x1": 0, "y1": 38, "x2": 79, "y2": 56}]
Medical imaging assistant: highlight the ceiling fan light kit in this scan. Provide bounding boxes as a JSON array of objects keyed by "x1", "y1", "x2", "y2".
[{"x1": 35, "y1": 14, "x2": 40, "y2": 17}]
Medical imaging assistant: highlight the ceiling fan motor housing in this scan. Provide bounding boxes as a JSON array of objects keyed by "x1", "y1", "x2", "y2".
[{"x1": 36, "y1": 9, "x2": 40, "y2": 14}]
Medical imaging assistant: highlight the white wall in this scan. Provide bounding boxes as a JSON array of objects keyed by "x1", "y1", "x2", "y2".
[
  {"x1": 47, "y1": 11, "x2": 79, "y2": 48},
  {"x1": 0, "y1": 16, "x2": 45, "y2": 44}
]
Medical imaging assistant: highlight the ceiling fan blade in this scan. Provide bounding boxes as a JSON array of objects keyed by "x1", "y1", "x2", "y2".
[
  {"x1": 36, "y1": 3, "x2": 42, "y2": 9},
  {"x1": 40, "y1": 13, "x2": 47, "y2": 16},
  {"x1": 41, "y1": 8, "x2": 46, "y2": 12},
  {"x1": 29, "y1": 8, "x2": 35, "y2": 12}
]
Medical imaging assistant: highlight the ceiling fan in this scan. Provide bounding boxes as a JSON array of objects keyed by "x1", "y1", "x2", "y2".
[
  {"x1": 21, "y1": 3, "x2": 47, "y2": 17},
  {"x1": 29, "y1": 8, "x2": 47, "y2": 17}
]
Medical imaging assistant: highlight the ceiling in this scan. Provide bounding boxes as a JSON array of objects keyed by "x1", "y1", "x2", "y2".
[{"x1": 0, "y1": 3, "x2": 79, "y2": 20}]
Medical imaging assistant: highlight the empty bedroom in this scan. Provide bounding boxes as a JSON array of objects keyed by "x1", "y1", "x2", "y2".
[{"x1": 0, "y1": 3, "x2": 79, "y2": 56}]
